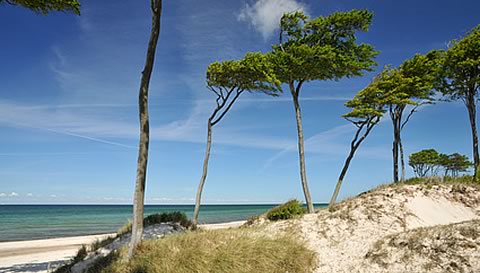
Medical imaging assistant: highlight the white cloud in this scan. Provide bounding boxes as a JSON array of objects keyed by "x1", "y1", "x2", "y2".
[
  {"x1": 0, "y1": 193, "x2": 6, "y2": 197},
  {"x1": 50, "y1": 194, "x2": 57, "y2": 198},
  {"x1": 9, "y1": 192, "x2": 19, "y2": 197},
  {"x1": 238, "y1": 0, "x2": 307, "y2": 39},
  {"x1": 27, "y1": 193, "x2": 33, "y2": 197}
]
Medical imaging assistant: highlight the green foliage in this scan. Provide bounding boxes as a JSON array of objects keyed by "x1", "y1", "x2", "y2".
[
  {"x1": 344, "y1": 79, "x2": 386, "y2": 125},
  {"x1": 438, "y1": 24, "x2": 480, "y2": 100},
  {"x1": 409, "y1": 149, "x2": 441, "y2": 177},
  {"x1": 0, "y1": 0, "x2": 80, "y2": 14},
  {"x1": 101, "y1": 229, "x2": 316, "y2": 273},
  {"x1": 266, "y1": 199, "x2": 307, "y2": 221},
  {"x1": 206, "y1": 52, "x2": 281, "y2": 95},
  {"x1": 440, "y1": 153, "x2": 472, "y2": 177},
  {"x1": 271, "y1": 10, "x2": 378, "y2": 84},
  {"x1": 409, "y1": 149, "x2": 472, "y2": 177},
  {"x1": 143, "y1": 211, "x2": 192, "y2": 228},
  {"x1": 368, "y1": 51, "x2": 440, "y2": 110}
]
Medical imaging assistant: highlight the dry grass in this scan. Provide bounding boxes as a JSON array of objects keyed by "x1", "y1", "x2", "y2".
[
  {"x1": 366, "y1": 220, "x2": 480, "y2": 272},
  {"x1": 100, "y1": 228, "x2": 316, "y2": 273}
]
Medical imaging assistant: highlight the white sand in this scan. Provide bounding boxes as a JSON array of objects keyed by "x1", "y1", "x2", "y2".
[
  {"x1": 0, "y1": 220, "x2": 246, "y2": 273},
  {"x1": 0, "y1": 234, "x2": 115, "y2": 273},
  {"x1": 264, "y1": 183, "x2": 480, "y2": 273}
]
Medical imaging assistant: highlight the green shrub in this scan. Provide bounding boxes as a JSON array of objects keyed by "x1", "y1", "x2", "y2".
[
  {"x1": 143, "y1": 211, "x2": 192, "y2": 228},
  {"x1": 266, "y1": 199, "x2": 307, "y2": 221}
]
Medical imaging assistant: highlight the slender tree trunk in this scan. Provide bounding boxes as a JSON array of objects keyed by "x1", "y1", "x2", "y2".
[
  {"x1": 465, "y1": 92, "x2": 479, "y2": 180},
  {"x1": 127, "y1": 0, "x2": 162, "y2": 258},
  {"x1": 329, "y1": 120, "x2": 377, "y2": 208},
  {"x1": 399, "y1": 137, "x2": 405, "y2": 181},
  {"x1": 392, "y1": 116, "x2": 400, "y2": 183},
  {"x1": 289, "y1": 82, "x2": 314, "y2": 213},
  {"x1": 192, "y1": 120, "x2": 213, "y2": 227},
  {"x1": 329, "y1": 146, "x2": 357, "y2": 208}
]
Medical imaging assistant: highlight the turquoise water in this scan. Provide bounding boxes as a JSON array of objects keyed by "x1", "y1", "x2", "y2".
[{"x1": 0, "y1": 204, "x2": 325, "y2": 242}]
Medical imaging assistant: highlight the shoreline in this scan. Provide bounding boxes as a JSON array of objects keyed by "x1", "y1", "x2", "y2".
[{"x1": 0, "y1": 220, "x2": 246, "y2": 273}]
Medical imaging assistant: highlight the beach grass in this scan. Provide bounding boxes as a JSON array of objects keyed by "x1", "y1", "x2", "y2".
[{"x1": 99, "y1": 228, "x2": 316, "y2": 273}]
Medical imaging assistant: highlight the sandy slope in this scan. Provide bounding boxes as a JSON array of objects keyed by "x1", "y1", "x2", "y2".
[
  {"x1": 266, "y1": 183, "x2": 480, "y2": 273},
  {"x1": 0, "y1": 220, "x2": 245, "y2": 273}
]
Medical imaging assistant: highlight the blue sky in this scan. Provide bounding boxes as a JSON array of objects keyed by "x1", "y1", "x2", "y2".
[{"x1": 0, "y1": 0, "x2": 479, "y2": 204}]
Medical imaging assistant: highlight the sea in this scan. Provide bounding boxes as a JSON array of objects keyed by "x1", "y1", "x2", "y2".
[{"x1": 0, "y1": 204, "x2": 326, "y2": 242}]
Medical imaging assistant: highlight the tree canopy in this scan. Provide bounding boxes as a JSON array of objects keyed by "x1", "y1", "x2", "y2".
[
  {"x1": 438, "y1": 25, "x2": 480, "y2": 100},
  {"x1": 0, "y1": 0, "x2": 80, "y2": 14},
  {"x1": 272, "y1": 10, "x2": 378, "y2": 84}
]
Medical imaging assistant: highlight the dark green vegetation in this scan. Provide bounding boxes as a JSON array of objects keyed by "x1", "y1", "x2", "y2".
[
  {"x1": 437, "y1": 26, "x2": 480, "y2": 179},
  {"x1": 269, "y1": 10, "x2": 378, "y2": 213},
  {"x1": 143, "y1": 211, "x2": 191, "y2": 228},
  {"x1": 100, "y1": 229, "x2": 316, "y2": 273},
  {"x1": 409, "y1": 149, "x2": 472, "y2": 177},
  {"x1": 0, "y1": 0, "x2": 80, "y2": 14},
  {"x1": 266, "y1": 199, "x2": 307, "y2": 221}
]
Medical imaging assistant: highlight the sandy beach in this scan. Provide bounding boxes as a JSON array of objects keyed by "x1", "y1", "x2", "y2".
[{"x1": 0, "y1": 220, "x2": 246, "y2": 273}]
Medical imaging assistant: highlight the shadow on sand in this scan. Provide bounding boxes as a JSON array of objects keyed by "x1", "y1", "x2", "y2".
[{"x1": 0, "y1": 260, "x2": 66, "y2": 273}]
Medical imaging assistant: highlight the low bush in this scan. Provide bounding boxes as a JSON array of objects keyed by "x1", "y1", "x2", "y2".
[
  {"x1": 143, "y1": 211, "x2": 191, "y2": 228},
  {"x1": 266, "y1": 199, "x2": 307, "y2": 221},
  {"x1": 100, "y1": 229, "x2": 316, "y2": 273}
]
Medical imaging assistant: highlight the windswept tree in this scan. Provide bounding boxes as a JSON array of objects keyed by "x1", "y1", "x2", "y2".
[
  {"x1": 439, "y1": 153, "x2": 472, "y2": 177},
  {"x1": 408, "y1": 149, "x2": 440, "y2": 177},
  {"x1": 192, "y1": 52, "x2": 280, "y2": 226},
  {"x1": 0, "y1": 0, "x2": 80, "y2": 14},
  {"x1": 438, "y1": 25, "x2": 480, "y2": 179},
  {"x1": 128, "y1": 0, "x2": 162, "y2": 258},
  {"x1": 329, "y1": 81, "x2": 385, "y2": 208},
  {"x1": 271, "y1": 10, "x2": 378, "y2": 213},
  {"x1": 373, "y1": 52, "x2": 439, "y2": 182}
]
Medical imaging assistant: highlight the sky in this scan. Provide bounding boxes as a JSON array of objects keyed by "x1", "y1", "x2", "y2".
[{"x1": 0, "y1": 0, "x2": 479, "y2": 204}]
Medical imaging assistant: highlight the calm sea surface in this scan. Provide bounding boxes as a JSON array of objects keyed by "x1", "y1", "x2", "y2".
[{"x1": 0, "y1": 204, "x2": 325, "y2": 242}]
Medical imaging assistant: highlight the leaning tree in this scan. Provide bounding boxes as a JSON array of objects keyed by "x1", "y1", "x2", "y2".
[
  {"x1": 270, "y1": 10, "x2": 378, "y2": 213},
  {"x1": 128, "y1": 0, "x2": 162, "y2": 258},
  {"x1": 373, "y1": 51, "x2": 439, "y2": 183},
  {"x1": 438, "y1": 25, "x2": 480, "y2": 180},
  {"x1": 329, "y1": 78, "x2": 385, "y2": 208},
  {"x1": 192, "y1": 52, "x2": 280, "y2": 226}
]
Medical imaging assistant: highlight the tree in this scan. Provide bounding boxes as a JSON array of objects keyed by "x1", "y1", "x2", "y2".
[
  {"x1": 438, "y1": 25, "x2": 480, "y2": 180},
  {"x1": 329, "y1": 80, "x2": 384, "y2": 208},
  {"x1": 439, "y1": 153, "x2": 472, "y2": 177},
  {"x1": 0, "y1": 0, "x2": 80, "y2": 14},
  {"x1": 270, "y1": 10, "x2": 378, "y2": 213},
  {"x1": 408, "y1": 149, "x2": 440, "y2": 177},
  {"x1": 373, "y1": 51, "x2": 439, "y2": 182},
  {"x1": 192, "y1": 52, "x2": 280, "y2": 226},
  {"x1": 127, "y1": 0, "x2": 162, "y2": 258}
]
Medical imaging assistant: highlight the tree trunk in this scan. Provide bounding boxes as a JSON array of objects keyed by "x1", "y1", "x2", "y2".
[
  {"x1": 289, "y1": 82, "x2": 314, "y2": 213},
  {"x1": 399, "y1": 137, "x2": 405, "y2": 182},
  {"x1": 392, "y1": 116, "x2": 400, "y2": 183},
  {"x1": 466, "y1": 92, "x2": 479, "y2": 180},
  {"x1": 192, "y1": 121, "x2": 213, "y2": 227},
  {"x1": 329, "y1": 146, "x2": 356, "y2": 208},
  {"x1": 127, "y1": 0, "x2": 162, "y2": 258}
]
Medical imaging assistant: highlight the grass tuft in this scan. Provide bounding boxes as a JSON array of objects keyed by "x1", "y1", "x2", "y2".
[{"x1": 100, "y1": 229, "x2": 316, "y2": 273}]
